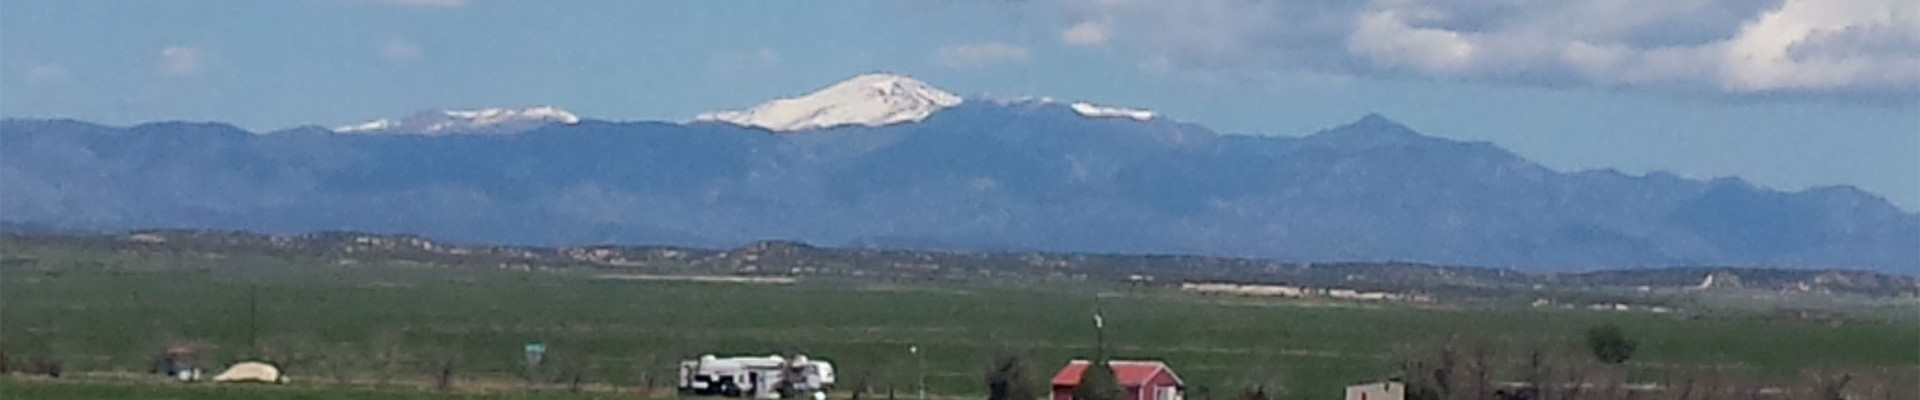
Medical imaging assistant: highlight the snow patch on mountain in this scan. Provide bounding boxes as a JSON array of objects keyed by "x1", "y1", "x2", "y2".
[
  {"x1": 987, "y1": 96, "x2": 1057, "y2": 106},
  {"x1": 335, "y1": 118, "x2": 399, "y2": 133},
  {"x1": 1070, "y1": 102, "x2": 1154, "y2": 121},
  {"x1": 334, "y1": 106, "x2": 580, "y2": 135},
  {"x1": 697, "y1": 73, "x2": 962, "y2": 132}
]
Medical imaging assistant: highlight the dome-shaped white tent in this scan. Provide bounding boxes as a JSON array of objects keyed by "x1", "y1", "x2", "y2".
[{"x1": 212, "y1": 361, "x2": 287, "y2": 384}]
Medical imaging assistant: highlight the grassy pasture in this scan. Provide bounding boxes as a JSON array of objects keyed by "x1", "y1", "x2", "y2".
[
  {"x1": 1, "y1": 243, "x2": 1914, "y2": 399},
  {"x1": 0, "y1": 377, "x2": 650, "y2": 400}
]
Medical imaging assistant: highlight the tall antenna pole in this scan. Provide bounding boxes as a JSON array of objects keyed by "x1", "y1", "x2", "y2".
[{"x1": 1093, "y1": 297, "x2": 1106, "y2": 360}]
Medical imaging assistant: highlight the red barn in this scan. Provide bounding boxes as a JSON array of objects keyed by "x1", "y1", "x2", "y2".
[{"x1": 1050, "y1": 360, "x2": 1184, "y2": 400}]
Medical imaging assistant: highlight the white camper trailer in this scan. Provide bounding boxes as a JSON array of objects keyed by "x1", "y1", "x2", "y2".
[{"x1": 679, "y1": 354, "x2": 836, "y2": 399}]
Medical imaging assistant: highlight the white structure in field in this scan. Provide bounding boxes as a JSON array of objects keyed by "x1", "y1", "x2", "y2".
[
  {"x1": 1345, "y1": 380, "x2": 1404, "y2": 400},
  {"x1": 679, "y1": 354, "x2": 836, "y2": 399},
  {"x1": 212, "y1": 361, "x2": 287, "y2": 384}
]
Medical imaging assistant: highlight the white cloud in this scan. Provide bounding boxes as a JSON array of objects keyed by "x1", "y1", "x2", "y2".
[
  {"x1": 159, "y1": 46, "x2": 202, "y2": 77},
  {"x1": 1058, "y1": 0, "x2": 1920, "y2": 97},
  {"x1": 1347, "y1": 8, "x2": 1478, "y2": 75},
  {"x1": 1718, "y1": 0, "x2": 1920, "y2": 92},
  {"x1": 1063, "y1": 21, "x2": 1110, "y2": 45},
  {"x1": 26, "y1": 65, "x2": 68, "y2": 84},
  {"x1": 384, "y1": 40, "x2": 423, "y2": 61},
  {"x1": 368, "y1": 0, "x2": 465, "y2": 7},
  {"x1": 935, "y1": 42, "x2": 1031, "y2": 68}
]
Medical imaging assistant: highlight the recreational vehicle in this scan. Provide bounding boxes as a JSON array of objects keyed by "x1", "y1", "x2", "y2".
[{"x1": 678, "y1": 354, "x2": 836, "y2": 399}]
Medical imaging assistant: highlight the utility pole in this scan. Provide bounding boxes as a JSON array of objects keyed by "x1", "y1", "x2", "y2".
[
  {"x1": 911, "y1": 345, "x2": 925, "y2": 400},
  {"x1": 1093, "y1": 297, "x2": 1106, "y2": 360}
]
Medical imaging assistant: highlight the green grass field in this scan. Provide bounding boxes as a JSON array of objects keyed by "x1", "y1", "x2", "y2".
[
  {"x1": 0, "y1": 378, "x2": 659, "y2": 400},
  {"x1": 2, "y1": 243, "x2": 1915, "y2": 399}
]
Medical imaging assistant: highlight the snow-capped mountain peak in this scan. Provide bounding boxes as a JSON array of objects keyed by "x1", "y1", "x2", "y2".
[
  {"x1": 334, "y1": 106, "x2": 580, "y2": 135},
  {"x1": 697, "y1": 73, "x2": 963, "y2": 132}
]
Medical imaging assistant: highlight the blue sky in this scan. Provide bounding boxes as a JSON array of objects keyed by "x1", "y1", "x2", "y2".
[{"x1": 2, "y1": 0, "x2": 1917, "y2": 210}]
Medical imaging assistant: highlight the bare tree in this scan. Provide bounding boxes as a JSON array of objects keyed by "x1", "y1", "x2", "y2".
[
  {"x1": 437, "y1": 357, "x2": 458, "y2": 392},
  {"x1": 848, "y1": 372, "x2": 873, "y2": 400},
  {"x1": 316, "y1": 341, "x2": 359, "y2": 387},
  {"x1": 260, "y1": 334, "x2": 328, "y2": 385},
  {"x1": 368, "y1": 332, "x2": 406, "y2": 389},
  {"x1": 1671, "y1": 373, "x2": 1697, "y2": 400},
  {"x1": 1524, "y1": 349, "x2": 1548, "y2": 400},
  {"x1": 1396, "y1": 342, "x2": 1469, "y2": 400},
  {"x1": 1556, "y1": 358, "x2": 1589, "y2": 400},
  {"x1": 1812, "y1": 372, "x2": 1853, "y2": 400},
  {"x1": 1854, "y1": 368, "x2": 1915, "y2": 400},
  {"x1": 1466, "y1": 343, "x2": 1493, "y2": 400},
  {"x1": 1434, "y1": 348, "x2": 1458, "y2": 400},
  {"x1": 1234, "y1": 385, "x2": 1270, "y2": 400},
  {"x1": 32, "y1": 355, "x2": 62, "y2": 378},
  {"x1": 987, "y1": 353, "x2": 1037, "y2": 400}
]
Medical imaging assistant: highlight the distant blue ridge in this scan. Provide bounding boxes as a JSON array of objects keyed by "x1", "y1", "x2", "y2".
[{"x1": 2, "y1": 106, "x2": 1914, "y2": 272}]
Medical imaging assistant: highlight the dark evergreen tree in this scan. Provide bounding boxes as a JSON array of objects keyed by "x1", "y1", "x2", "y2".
[
  {"x1": 1585, "y1": 324, "x2": 1637, "y2": 364},
  {"x1": 1072, "y1": 358, "x2": 1123, "y2": 400}
]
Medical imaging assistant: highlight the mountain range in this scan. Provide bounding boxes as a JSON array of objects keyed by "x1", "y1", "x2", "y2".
[{"x1": 2, "y1": 74, "x2": 1915, "y2": 272}]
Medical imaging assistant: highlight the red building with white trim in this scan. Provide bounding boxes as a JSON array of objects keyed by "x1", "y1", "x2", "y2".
[{"x1": 1049, "y1": 360, "x2": 1184, "y2": 400}]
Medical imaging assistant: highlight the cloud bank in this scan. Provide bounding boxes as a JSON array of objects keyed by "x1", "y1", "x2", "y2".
[{"x1": 1061, "y1": 0, "x2": 1920, "y2": 97}]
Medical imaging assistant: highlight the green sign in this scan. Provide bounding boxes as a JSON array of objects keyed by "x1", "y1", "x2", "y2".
[{"x1": 524, "y1": 341, "x2": 547, "y2": 366}]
